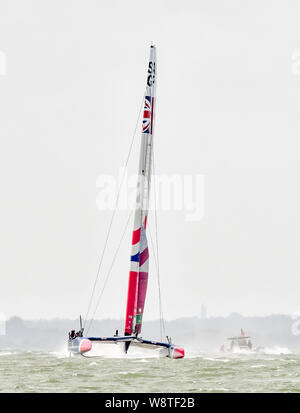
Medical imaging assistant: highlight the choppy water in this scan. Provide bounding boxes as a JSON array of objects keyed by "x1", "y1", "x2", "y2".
[{"x1": 0, "y1": 349, "x2": 300, "y2": 393}]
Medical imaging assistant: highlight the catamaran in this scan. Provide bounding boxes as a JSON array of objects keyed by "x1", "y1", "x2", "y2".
[{"x1": 68, "y1": 45, "x2": 184, "y2": 359}]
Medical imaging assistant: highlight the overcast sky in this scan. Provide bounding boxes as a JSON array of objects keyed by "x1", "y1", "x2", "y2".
[{"x1": 0, "y1": 0, "x2": 300, "y2": 321}]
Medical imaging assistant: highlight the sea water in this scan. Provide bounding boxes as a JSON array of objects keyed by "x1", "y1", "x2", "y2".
[{"x1": 0, "y1": 349, "x2": 299, "y2": 393}]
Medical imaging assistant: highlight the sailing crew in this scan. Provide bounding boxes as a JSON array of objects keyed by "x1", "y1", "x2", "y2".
[{"x1": 69, "y1": 330, "x2": 76, "y2": 339}]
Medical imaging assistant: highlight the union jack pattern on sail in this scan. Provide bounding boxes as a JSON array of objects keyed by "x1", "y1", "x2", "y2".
[{"x1": 142, "y1": 96, "x2": 154, "y2": 134}]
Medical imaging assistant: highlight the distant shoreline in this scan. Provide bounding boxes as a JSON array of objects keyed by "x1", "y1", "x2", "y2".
[{"x1": 0, "y1": 314, "x2": 299, "y2": 352}]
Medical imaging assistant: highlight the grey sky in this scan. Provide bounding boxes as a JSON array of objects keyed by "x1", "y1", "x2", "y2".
[{"x1": 0, "y1": 0, "x2": 300, "y2": 320}]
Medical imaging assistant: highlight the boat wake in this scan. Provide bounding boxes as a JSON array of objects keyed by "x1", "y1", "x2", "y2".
[
  {"x1": 0, "y1": 351, "x2": 17, "y2": 357},
  {"x1": 262, "y1": 346, "x2": 292, "y2": 355}
]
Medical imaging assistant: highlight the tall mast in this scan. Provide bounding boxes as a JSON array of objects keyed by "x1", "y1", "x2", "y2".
[{"x1": 124, "y1": 45, "x2": 156, "y2": 336}]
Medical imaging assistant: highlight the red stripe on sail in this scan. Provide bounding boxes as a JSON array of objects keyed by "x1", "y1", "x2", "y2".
[
  {"x1": 132, "y1": 228, "x2": 141, "y2": 245},
  {"x1": 139, "y1": 247, "x2": 149, "y2": 267},
  {"x1": 135, "y1": 271, "x2": 149, "y2": 334},
  {"x1": 124, "y1": 271, "x2": 138, "y2": 335},
  {"x1": 143, "y1": 216, "x2": 147, "y2": 229}
]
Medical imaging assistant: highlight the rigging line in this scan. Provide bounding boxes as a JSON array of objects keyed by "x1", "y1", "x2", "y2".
[
  {"x1": 83, "y1": 93, "x2": 145, "y2": 329},
  {"x1": 86, "y1": 208, "x2": 134, "y2": 335},
  {"x1": 151, "y1": 150, "x2": 166, "y2": 341},
  {"x1": 147, "y1": 222, "x2": 158, "y2": 269}
]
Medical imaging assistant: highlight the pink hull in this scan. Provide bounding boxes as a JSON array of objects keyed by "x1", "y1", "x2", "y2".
[
  {"x1": 79, "y1": 339, "x2": 92, "y2": 354},
  {"x1": 172, "y1": 347, "x2": 185, "y2": 359}
]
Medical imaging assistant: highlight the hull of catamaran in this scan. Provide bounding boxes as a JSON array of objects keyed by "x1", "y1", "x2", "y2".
[
  {"x1": 68, "y1": 337, "x2": 92, "y2": 354},
  {"x1": 68, "y1": 336, "x2": 184, "y2": 359}
]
